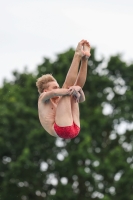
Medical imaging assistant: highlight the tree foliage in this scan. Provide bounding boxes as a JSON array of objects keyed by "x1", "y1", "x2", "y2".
[{"x1": 0, "y1": 48, "x2": 133, "y2": 200}]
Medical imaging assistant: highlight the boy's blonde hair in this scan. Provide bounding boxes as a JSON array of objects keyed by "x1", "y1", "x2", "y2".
[{"x1": 36, "y1": 74, "x2": 56, "y2": 94}]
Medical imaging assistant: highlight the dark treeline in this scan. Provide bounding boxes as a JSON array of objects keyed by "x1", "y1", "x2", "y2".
[{"x1": 0, "y1": 48, "x2": 133, "y2": 200}]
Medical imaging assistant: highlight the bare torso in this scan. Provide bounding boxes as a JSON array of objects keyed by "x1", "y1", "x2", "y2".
[{"x1": 38, "y1": 93, "x2": 59, "y2": 137}]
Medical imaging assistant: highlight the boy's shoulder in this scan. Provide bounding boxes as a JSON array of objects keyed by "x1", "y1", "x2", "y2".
[{"x1": 38, "y1": 92, "x2": 45, "y2": 99}]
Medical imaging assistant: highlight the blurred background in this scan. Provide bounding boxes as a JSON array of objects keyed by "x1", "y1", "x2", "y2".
[{"x1": 0, "y1": 0, "x2": 133, "y2": 200}]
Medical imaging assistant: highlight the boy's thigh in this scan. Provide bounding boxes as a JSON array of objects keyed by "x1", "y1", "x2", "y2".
[
  {"x1": 71, "y1": 98, "x2": 80, "y2": 127},
  {"x1": 55, "y1": 96, "x2": 73, "y2": 126}
]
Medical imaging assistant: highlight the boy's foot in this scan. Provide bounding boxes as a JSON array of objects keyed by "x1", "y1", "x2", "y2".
[
  {"x1": 75, "y1": 40, "x2": 87, "y2": 57},
  {"x1": 83, "y1": 41, "x2": 91, "y2": 59},
  {"x1": 75, "y1": 40, "x2": 91, "y2": 59}
]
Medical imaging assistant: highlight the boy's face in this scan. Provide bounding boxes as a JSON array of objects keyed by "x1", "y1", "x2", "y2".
[{"x1": 44, "y1": 81, "x2": 60, "y2": 92}]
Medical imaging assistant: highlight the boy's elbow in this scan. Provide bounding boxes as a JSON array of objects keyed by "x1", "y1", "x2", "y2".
[{"x1": 79, "y1": 96, "x2": 85, "y2": 103}]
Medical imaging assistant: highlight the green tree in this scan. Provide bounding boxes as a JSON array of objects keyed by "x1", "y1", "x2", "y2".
[{"x1": 0, "y1": 48, "x2": 133, "y2": 200}]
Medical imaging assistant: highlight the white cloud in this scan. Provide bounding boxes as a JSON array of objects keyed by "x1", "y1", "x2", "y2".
[{"x1": 0, "y1": 0, "x2": 133, "y2": 85}]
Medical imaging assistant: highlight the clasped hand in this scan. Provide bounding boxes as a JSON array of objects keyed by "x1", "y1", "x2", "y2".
[{"x1": 68, "y1": 86, "x2": 81, "y2": 102}]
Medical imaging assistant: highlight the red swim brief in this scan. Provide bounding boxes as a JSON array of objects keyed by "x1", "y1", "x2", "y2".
[{"x1": 54, "y1": 122, "x2": 80, "y2": 139}]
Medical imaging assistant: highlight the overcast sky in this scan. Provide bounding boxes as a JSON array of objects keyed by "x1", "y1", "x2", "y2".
[{"x1": 0, "y1": 0, "x2": 133, "y2": 85}]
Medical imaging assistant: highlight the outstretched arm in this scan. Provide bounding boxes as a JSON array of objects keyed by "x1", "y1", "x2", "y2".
[{"x1": 40, "y1": 88, "x2": 71, "y2": 102}]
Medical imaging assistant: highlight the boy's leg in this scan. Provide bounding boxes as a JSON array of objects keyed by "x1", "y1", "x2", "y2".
[
  {"x1": 74, "y1": 57, "x2": 88, "y2": 88},
  {"x1": 70, "y1": 97, "x2": 80, "y2": 127},
  {"x1": 55, "y1": 96, "x2": 73, "y2": 126},
  {"x1": 55, "y1": 41, "x2": 91, "y2": 127},
  {"x1": 74, "y1": 42, "x2": 91, "y2": 88},
  {"x1": 70, "y1": 42, "x2": 91, "y2": 126},
  {"x1": 55, "y1": 91, "x2": 80, "y2": 128},
  {"x1": 62, "y1": 40, "x2": 86, "y2": 88}
]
